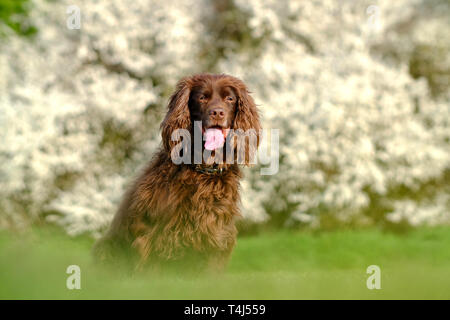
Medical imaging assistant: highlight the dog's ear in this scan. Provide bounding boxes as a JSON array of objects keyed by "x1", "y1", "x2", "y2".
[
  {"x1": 231, "y1": 80, "x2": 261, "y2": 166},
  {"x1": 160, "y1": 78, "x2": 192, "y2": 152}
]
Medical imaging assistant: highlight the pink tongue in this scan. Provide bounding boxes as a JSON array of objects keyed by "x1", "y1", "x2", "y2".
[{"x1": 204, "y1": 128, "x2": 225, "y2": 150}]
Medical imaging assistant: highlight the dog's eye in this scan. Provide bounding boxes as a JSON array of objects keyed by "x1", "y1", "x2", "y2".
[
  {"x1": 199, "y1": 95, "x2": 207, "y2": 102},
  {"x1": 225, "y1": 96, "x2": 234, "y2": 102}
]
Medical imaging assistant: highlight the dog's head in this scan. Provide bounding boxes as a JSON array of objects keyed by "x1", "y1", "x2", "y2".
[{"x1": 161, "y1": 73, "x2": 261, "y2": 166}]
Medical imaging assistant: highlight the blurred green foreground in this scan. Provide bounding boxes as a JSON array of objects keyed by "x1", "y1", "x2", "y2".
[{"x1": 0, "y1": 227, "x2": 449, "y2": 300}]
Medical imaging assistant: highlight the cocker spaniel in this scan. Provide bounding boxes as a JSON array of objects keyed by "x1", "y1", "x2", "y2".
[{"x1": 93, "y1": 73, "x2": 261, "y2": 272}]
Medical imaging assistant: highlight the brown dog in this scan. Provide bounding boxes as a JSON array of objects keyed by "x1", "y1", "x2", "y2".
[{"x1": 93, "y1": 74, "x2": 261, "y2": 272}]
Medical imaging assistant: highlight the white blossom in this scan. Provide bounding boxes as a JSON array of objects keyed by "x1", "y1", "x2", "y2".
[{"x1": 0, "y1": 0, "x2": 448, "y2": 234}]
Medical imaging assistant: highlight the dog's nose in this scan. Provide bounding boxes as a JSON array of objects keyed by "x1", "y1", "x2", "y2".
[{"x1": 209, "y1": 107, "x2": 225, "y2": 119}]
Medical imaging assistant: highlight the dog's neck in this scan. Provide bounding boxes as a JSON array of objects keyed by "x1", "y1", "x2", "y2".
[{"x1": 191, "y1": 163, "x2": 227, "y2": 175}]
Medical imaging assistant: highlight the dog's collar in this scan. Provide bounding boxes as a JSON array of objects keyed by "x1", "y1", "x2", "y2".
[{"x1": 192, "y1": 164, "x2": 226, "y2": 175}]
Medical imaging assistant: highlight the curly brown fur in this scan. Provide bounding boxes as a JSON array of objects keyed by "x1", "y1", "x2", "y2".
[{"x1": 93, "y1": 74, "x2": 261, "y2": 272}]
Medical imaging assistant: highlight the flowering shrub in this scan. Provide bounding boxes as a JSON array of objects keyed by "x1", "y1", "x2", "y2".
[
  {"x1": 225, "y1": 0, "x2": 450, "y2": 228},
  {"x1": 0, "y1": 0, "x2": 448, "y2": 235},
  {"x1": 0, "y1": 0, "x2": 201, "y2": 234}
]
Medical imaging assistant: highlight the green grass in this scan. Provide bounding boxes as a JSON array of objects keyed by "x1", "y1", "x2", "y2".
[{"x1": 1, "y1": 226, "x2": 450, "y2": 299}]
